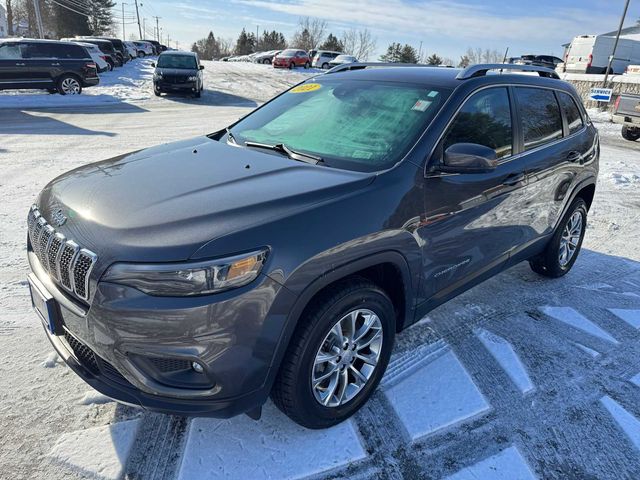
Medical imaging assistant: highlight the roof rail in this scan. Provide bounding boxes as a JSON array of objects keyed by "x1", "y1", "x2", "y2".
[
  {"x1": 456, "y1": 63, "x2": 560, "y2": 80},
  {"x1": 325, "y1": 62, "x2": 446, "y2": 74}
]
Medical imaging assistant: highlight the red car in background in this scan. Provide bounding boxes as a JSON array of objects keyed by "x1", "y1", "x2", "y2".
[{"x1": 273, "y1": 49, "x2": 311, "y2": 69}]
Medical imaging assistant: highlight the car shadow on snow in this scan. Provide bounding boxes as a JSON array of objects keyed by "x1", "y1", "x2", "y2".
[
  {"x1": 156, "y1": 89, "x2": 258, "y2": 108},
  {"x1": 90, "y1": 248, "x2": 640, "y2": 479}
]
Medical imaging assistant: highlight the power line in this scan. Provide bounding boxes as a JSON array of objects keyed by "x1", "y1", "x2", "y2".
[{"x1": 49, "y1": 0, "x2": 90, "y2": 17}]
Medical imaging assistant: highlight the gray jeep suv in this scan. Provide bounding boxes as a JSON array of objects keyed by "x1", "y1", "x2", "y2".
[{"x1": 27, "y1": 63, "x2": 599, "y2": 429}]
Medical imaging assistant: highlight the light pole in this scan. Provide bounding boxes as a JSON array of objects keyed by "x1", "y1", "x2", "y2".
[
  {"x1": 134, "y1": 0, "x2": 142, "y2": 39},
  {"x1": 121, "y1": 2, "x2": 127, "y2": 41},
  {"x1": 603, "y1": 0, "x2": 630, "y2": 88}
]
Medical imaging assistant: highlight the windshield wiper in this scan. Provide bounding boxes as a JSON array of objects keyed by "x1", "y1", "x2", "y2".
[
  {"x1": 244, "y1": 141, "x2": 324, "y2": 165},
  {"x1": 225, "y1": 128, "x2": 238, "y2": 145}
]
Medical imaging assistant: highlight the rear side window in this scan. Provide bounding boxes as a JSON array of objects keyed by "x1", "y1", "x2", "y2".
[
  {"x1": 443, "y1": 87, "x2": 513, "y2": 159},
  {"x1": 0, "y1": 43, "x2": 25, "y2": 59},
  {"x1": 515, "y1": 87, "x2": 563, "y2": 150},
  {"x1": 558, "y1": 92, "x2": 584, "y2": 134}
]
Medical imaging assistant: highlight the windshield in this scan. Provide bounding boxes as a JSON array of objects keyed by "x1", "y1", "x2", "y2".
[
  {"x1": 226, "y1": 79, "x2": 449, "y2": 172},
  {"x1": 157, "y1": 55, "x2": 197, "y2": 69}
]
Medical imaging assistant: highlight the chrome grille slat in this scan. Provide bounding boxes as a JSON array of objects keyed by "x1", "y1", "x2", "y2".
[{"x1": 27, "y1": 206, "x2": 97, "y2": 301}]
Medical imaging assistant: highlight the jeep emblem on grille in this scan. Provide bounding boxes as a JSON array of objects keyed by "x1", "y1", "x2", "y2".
[{"x1": 51, "y1": 208, "x2": 67, "y2": 227}]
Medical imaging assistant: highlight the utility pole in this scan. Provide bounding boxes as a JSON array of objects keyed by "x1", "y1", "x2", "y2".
[
  {"x1": 32, "y1": 0, "x2": 44, "y2": 38},
  {"x1": 153, "y1": 16, "x2": 161, "y2": 42},
  {"x1": 603, "y1": 0, "x2": 630, "y2": 87},
  {"x1": 121, "y1": 2, "x2": 128, "y2": 41},
  {"x1": 134, "y1": 0, "x2": 142, "y2": 39},
  {"x1": 143, "y1": 18, "x2": 146, "y2": 37}
]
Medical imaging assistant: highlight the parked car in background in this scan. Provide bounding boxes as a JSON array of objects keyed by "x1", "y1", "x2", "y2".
[
  {"x1": 612, "y1": 93, "x2": 640, "y2": 141},
  {"x1": 564, "y1": 34, "x2": 640, "y2": 74},
  {"x1": 513, "y1": 55, "x2": 564, "y2": 70},
  {"x1": 133, "y1": 41, "x2": 154, "y2": 57},
  {"x1": 152, "y1": 51, "x2": 204, "y2": 98},
  {"x1": 253, "y1": 50, "x2": 279, "y2": 64},
  {"x1": 124, "y1": 41, "x2": 138, "y2": 60},
  {"x1": 273, "y1": 49, "x2": 310, "y2": 69},
  {"x1": 79, "y1": 37, "x2": 127, "y2": 66},
  {"x1": 73, "y1": 41, "x2": 110, "y2": 72},
  {"x1": 624, "y1": 64, "x2": 640, "y2": 75},
  {"x1": 328, "y1": 54, "x2": 358, "y2": 68},
  {"x1": 142, "y1": 39, "x2": 163, "y2": 55},
  {"x1": 0, "y1": 39, "x2": 98, "y2": 94},
  {"x1": 312, "y1": 50, "x2": 342, "y2": 69},
  {"x1": 69, "y1": 38, "x2": 118, "y2": 69}
]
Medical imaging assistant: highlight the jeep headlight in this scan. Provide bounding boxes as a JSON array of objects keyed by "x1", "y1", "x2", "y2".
[
  {"x1": 187, "y1": 75, "x2": 198, "y2": 81},
  {"x1": 103, "y1": 249, "x2": 268, "y2": 296},
  {"x1": 154, "y1": 72, "x2": 162, "y2": 79}
]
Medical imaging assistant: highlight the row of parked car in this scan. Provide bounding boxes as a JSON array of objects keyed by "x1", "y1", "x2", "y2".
[
  {"x1": 222, "y1": 49, "x2": 358, "y2": 69},
  {"x1": 0, "y1": 37, "x2": 168, "y2": 95}
]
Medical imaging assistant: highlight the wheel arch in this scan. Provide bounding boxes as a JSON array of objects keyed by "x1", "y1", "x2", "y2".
[{"x1": 264, "y1": 251, "x2": 416, "y2": 394}]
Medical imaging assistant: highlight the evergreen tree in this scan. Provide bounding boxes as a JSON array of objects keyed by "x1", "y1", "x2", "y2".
[
  {"x1": 320, "y1": 33, "x2": 343, "y2": 52},
  {"x1": 400, "y1": 44, "x2": 419, "y2": 63},
  {"x1": 52, "y1": 3, "x2": 90, "y2": 37},
  {"x1": 234, "y1": 28, "x2": 255, "y2": 55},
  {"x1": 426, "y1": 53, "x2": 443, "y2": 65},
  {"x1": 260, "y1": 30, "x2": 287, "y2": 51},
  {"x1": 87, "y1": 0, "x2": 116, "y2": 35},
  {"x1": 379, "y1": 42, "x2": 403, "y2": 62}
]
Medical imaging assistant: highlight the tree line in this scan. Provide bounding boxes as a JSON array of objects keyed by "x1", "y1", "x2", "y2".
[
  {"x1": 5, "y1": 0, "x2": 116, "y2": 38},
  {"x1": 191, "y1": 17, "x2": 376, "y2": 61}
]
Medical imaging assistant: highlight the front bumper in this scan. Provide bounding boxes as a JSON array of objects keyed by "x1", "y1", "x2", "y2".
[
  {"x1": 28, "y1": 250, "x2": 296, "y2": 417},
  {"x1": 154, "y1": 80, "x2": 197, "y2": 92}
]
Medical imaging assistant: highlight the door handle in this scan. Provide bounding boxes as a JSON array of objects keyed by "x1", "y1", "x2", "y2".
[
  {"x1": 15, "y1": 62, "x2": 26, "y2": 66},
  {"x1": 566, "y1": 151, "x2": 582, "y2": 163},
  {"x1": 503, "y1": 173, "x2": 525, "y2": 186},
  {"x1": 51, "y1": 62, "x2": 61, "y2": 66}
]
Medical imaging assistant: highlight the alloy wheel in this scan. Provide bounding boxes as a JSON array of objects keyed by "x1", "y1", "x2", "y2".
[
  {"x1": 61, "y1": 78, "x2": 81, "y2": 95},
  {"x1": 559, "y1": 211, "x2": 582, "y2": 267},
  {"x1": 311, "y1": 308, "x2": 383, "y2": 407}
]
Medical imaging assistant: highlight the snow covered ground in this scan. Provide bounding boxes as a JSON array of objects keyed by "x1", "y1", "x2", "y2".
[{"x1": 0, "y1": 63, "x2": 639, "y2": 480}]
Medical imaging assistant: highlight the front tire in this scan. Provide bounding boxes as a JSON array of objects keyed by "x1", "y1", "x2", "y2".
[
  {"x1": 529, "y1": 198, "x2": 587, "y2": 277},
  {"x1": 57, "y1": 75, "x2": 82, "y2": 95},
  {"x1": 622, "y1": 126, "x2": 640, "y2": 141},
  {"x1": 271, "y1": 278, "x2": 395, "y2": 429},
  {"x1": 289, "y1": 62, "x2": 294, "y2": 69},
  {"x1": 304, "y1": 61, "x2": 310, "y2": 69},
  {"x1": 322, "y1": 62, "x2": 329, "y2": 69}
]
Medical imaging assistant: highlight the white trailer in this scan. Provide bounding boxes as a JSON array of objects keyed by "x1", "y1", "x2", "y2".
[{"x1": 564, "y1": 34, "x2": 640, "y2": 74}]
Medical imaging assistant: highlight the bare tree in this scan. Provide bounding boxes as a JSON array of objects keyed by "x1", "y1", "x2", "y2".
[
  {"x1": 465, "y1": 46, "x2": 502, "y2": 65},
  {"x1": 290, "y1": 17, "x2": 327, "y2": 51},
  {"x1": 341, "y1": 28, "x2": 376, "y2": 61}
]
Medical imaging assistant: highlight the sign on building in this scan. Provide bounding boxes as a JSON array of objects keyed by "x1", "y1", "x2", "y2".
[{"x1": 589, "y1": 87, "x2": 613, "y2": 102}]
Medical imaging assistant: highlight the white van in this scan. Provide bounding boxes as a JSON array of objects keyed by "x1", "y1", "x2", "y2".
[
  {"x1": 312, "y1": 50, "x2": 342, "y2": 69},
  {"x1": 564, "y1": 34, "x2": 640, "y2": 74}
]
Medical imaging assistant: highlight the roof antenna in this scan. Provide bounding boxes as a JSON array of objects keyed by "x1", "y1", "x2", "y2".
[{"x1": 500, "y1": 47, "x2": 509, "y2": 74}]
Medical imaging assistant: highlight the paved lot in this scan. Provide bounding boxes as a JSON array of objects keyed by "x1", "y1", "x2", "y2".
[{"x1": 1, "y1": 65, "x2": 639, "y2": 479}]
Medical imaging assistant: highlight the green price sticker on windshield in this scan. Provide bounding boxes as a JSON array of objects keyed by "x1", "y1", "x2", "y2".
[{"x1": 290, "y1": 83, "x2": 321, "y2": 93}]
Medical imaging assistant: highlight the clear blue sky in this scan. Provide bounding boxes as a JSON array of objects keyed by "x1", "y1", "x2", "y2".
[{"x1": 124, "y1": 0, "x2": 640, "y2": 59}]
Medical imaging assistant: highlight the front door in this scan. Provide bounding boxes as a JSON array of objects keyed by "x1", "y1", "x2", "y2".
[
  {"x1": 0, "y1": 42, "x2": 28, "y2": 87},
  {"x1": 416, "y1": 86, "x2": 531, "y2": 307}
]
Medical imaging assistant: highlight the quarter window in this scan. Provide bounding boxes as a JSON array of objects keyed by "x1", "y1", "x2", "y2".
[
  {"x1": 0, "y1": 43, "x2": 25, "y2": 59},
  {"x1": 515, "y1": 87, "x2": 563, "y2": 150},
  {"x1": 443, "y1": 87, "x2": 513, "y2": 159},
  {"x1": 558, "y1": 92, "x2": 584, "y2": 135}
]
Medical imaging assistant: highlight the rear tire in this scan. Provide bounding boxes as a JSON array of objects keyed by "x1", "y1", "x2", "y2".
[
  {"x1": 322, "y1": 62, "x2": 329, "y2": 69},
  {"x1": 529, "y1": 198, "x2": 587, "y2": 278},
  {"x1": 304, "y1": 61, "x2": 310, "y2": 69},
  {"x1": 621, "y1": 126, "x2": 640, "y2": 142},
  {"x1": 263, "y1": 58, "x2": 271, "y2": 64},
  {"x1": 271, "y1": 278, "x2": 395, "y2": 429},
  {"x1": 289, "y1": 62, "x2": 294, "y2": 69},
  {"x1": 57, "y1": 75, "x2": 82, "y2": 95}
]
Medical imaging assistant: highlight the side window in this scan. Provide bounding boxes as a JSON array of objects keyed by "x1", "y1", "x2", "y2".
[
  {"x1": 0, "y1": 43, "x2": 24, "y2": 59},
  {"x1": 23, "y1": 43, "x2": 52, "y2": 58},
  {"x1": 443, "y1": 87, "x2": 513, "y2": 159},
  {"x1": 558, "y1": 92, "x2": 584, "y2": 135},
  {"x1": 515, "y1": 87, "x2": 563, "y2": 150}
]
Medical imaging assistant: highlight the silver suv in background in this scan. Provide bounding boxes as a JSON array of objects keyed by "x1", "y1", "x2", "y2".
[{"x1": 312, "y1": 50, "x2": 342, "y2": 69}]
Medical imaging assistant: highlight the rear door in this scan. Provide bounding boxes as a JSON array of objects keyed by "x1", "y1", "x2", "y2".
[
  {"x1": 511, "y1": 86, "x2": 578, "y2": 252},
  {"x1": 418, "y1": 86, "x2": 530, "y2": 303},
  {"x1": 0, "y1": 42, "x2": 28, "y2": 87}
]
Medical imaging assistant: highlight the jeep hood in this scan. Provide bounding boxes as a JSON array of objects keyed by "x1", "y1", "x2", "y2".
[{"x1": 37, "y1": 137, "x2": 375, "y2": 263}]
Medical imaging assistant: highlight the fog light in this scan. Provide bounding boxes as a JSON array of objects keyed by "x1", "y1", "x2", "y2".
[{"x1": 191, "y1": 361, "x2": 204, "y2": 373}]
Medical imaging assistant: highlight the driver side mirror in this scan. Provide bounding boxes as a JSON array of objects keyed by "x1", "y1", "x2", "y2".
[
  {"x1": 199, "y1": 65, "x2": 205, "y2": 70},
  {"x1": 150, "y1": 62, "x2": 155, "y2": 67},
  {"x1": 438, "y1": 143, "x2": 497, "y2": 174}
]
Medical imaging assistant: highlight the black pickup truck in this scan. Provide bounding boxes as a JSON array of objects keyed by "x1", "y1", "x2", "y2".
[{"x1": 612, "y1": 93, "x2": 640, "y2": 141}]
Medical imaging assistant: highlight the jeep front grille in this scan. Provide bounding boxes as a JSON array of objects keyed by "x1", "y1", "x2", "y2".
[{"x1": 28, "y1": 205, "x2": 97, "y2": 301}]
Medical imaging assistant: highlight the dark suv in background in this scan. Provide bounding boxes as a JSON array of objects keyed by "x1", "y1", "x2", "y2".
[
  {"x1": 152, "y1": 51, "x2": 204, "y2": 97},
  {"x1": 0, "y1": 39, "x2": 98, "y2": 94},
  {"x1": 27, "y1": 63, "x2": 598, "y2": 429},
  {"x1": 68, "y1": 38, "x2": 118, "y2": 69}
]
